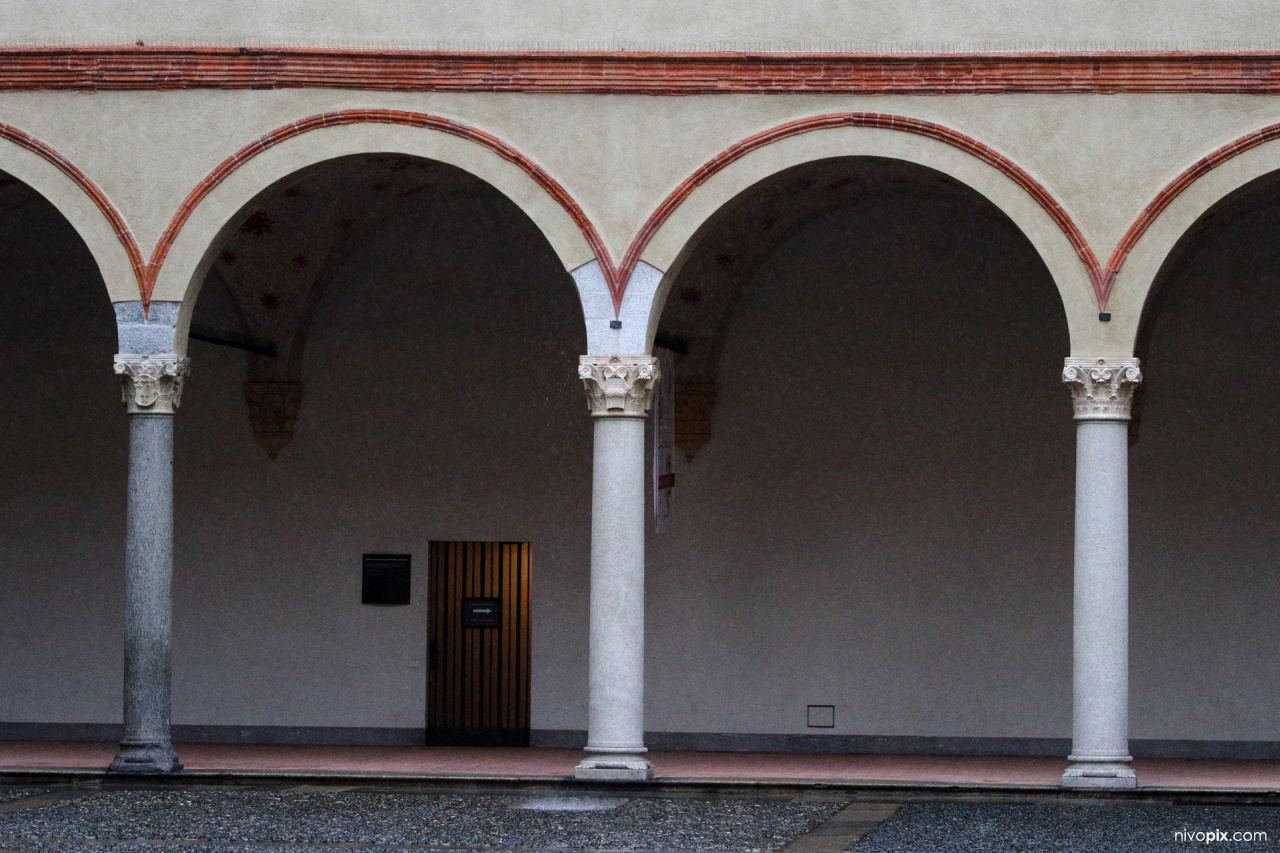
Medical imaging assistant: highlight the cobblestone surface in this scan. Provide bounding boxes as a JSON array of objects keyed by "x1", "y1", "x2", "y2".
[
  {"x1": 853, "y1": 802, "x2": 1280, "y2": 852},
  {"x1": 7, "y1": 786, "x2": 1280, "y2": 852},
  {"x1": 0, "y1": 786, "x2": 843, "y2": 852}
]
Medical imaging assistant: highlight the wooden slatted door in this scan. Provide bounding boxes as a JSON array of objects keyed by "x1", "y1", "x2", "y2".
[{"x1": 426, "y1": 541, "x2": 532, "y2": 746}]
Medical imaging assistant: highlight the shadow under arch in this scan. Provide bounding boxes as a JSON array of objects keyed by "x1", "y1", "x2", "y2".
[
  {"x1": 652, "y1": 155, "x2": 1071, "y2": 394},
  {"x1": 0, "y1": 166, "x2": 126, "y2": 729},
  {"x1": 1129, "y1": 169, "x2": 1280, "y2": 444},
  {"x1": 0, "y1": 166, "x2": 119, "y2": 334},
  {"x1": 183, "y1": 150, "x2": 588, "y2": 454},
  {"x1": 0, "y1": 123, "x2": 142, "y2": 304},
  {"x1": 1107, "y1": 122, "x2": 1280, "y2": 354},
  {"x1": 1119, "y1": 165, "x2": 1280, "y2": 747},
  {"x1": 643, "y1": 153, "x2": 1076, "y2": 744},
  {"x1": 150, "y1": 110, "x2": 608, "y2": 350},
  {"x1": 171, "y1": 147, "x2": 594, "y2": 739},
  {"x1": 628, "y1": 113, "x2": 1098, "y2": 354}
]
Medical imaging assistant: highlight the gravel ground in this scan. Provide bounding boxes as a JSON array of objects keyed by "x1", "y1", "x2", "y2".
[
  {"x1": 0, "y1": 790, "x2": 46, "y2": 806},
  {"x1": 853, "y1": 802, "x2": 1280, "y2": 852},
  {"x1": 0, "y1": 787, "x2": 843, "y2": 852}
]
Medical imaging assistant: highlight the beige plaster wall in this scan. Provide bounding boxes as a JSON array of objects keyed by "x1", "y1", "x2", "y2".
[
  {"x1": 646, "y1": 181, "x2": 1075, "y2": 739},
  {"x1": 6, "y1": 155, "x2": 1280, "y2": 745},
  {"x1": 5, "y1": 0, "x2": 1280, "y2": 51},
  {"x1": 3, "y1": 89, "x2": 1280, "y2": 355},
  {"x1": 645, "y1": 168, "x2": 1280, "y2": 742},
  {"x1": 0, "y1": 180, "x2": 125, "y2": 724},
  {"x1": 170, "y1": 185, "x2": 593, "y2": 731},
  {"x1": 1128, "y1": 190, "x2": 1280, "y2": 741},
  {"x1": 0, "y1": 173, "x2": 597, "y2": 731}
]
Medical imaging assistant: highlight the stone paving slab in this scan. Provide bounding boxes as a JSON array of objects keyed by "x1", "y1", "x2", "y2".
[{"x1": 781, "y1": 804, "x2": 901, "y2": 853}]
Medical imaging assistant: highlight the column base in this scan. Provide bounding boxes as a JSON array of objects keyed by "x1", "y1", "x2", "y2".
[
  {"x1": 1062, "y1": 758, "x2": 1136, "y2": 789},
  {"x1": 108, "y1": 740, "x2": 183, "y2": 774},
  {"x1": 575, "y1": 754, "x2": 654, "y2": 781}
]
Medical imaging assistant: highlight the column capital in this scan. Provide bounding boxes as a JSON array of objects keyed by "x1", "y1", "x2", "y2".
[
  {"x1": 114, "y1": 354, "x2": 190, "y2": 415},
  {"x1": 1063, "y1": 357, "x2": 1142, "y2": 422},
  {"x1": 579, "y1": 355, "x2": 660, "y2": 417}
]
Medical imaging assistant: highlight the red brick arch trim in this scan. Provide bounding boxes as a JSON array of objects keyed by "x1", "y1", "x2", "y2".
[
  {"x1": 1104, "y1": 122, "x2": 1280, "y2": 301},
  {"x1": 0, "y1": 122, "x2": 146, "y2": 291},
  {"x1": 146, "y1": 109, "x2": 614, "y2": 307},
  {"x1": 619, "y1": 112, "x2": 1107, "y2": 308},
  {"x1": 150, "y1": 111, "x2": 1108, "y2": 312}
]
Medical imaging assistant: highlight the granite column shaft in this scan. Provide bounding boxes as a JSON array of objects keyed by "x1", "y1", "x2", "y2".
[{"x1": 109, "y1": 353, "x2": 188, "y2": 774}]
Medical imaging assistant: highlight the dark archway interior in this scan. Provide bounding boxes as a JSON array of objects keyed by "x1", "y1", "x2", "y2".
[
  {"x1": 658, "y1": 157, "x2": 1065, "y2": 381},
  {"x1": 0, "y1": 171, "x2": 123, "y2": 725},
  {"x1": 647, "y1": 156, "x2": 1079, "y2": 739},
  {"x1": 1129, "y1": 170, "x2": 1280, "y2": 740},
  {"x1": 10, "y1": 145, "x2": 1280, "y2": 745},
  {"x1": 190, "y1": 154, "x2": 578, "y2": 458},
  {"x1": 177, "y1": 153, "x2": 593, "y2": 733}
]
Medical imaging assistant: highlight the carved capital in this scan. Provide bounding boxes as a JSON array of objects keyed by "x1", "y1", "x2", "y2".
[
  {"x1": 114, "y1": 354, "x2": 190, "y2": 415},
  {"x1": 579, "y1": 355, "x2": 660, "y2": 417},
  {"x1": 1063, "y1": 357, "x2": 1142, "y2": 421}
]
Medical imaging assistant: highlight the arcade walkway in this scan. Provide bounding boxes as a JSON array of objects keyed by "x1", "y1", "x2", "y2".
[{"x1": 3, "y1": 743, "x2": 1279, "y2": 793}]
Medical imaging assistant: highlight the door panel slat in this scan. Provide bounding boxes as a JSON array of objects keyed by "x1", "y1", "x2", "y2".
[{"x1": 427, "y1": 540, "x2": 531, "y2": 746}]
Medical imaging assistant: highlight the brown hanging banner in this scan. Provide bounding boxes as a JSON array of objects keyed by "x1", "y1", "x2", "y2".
[{"x1": 653, "y1": 346, "x2": 676, "y2": 532}]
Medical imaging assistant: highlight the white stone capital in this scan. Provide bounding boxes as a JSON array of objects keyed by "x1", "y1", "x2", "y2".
[
  {"x1": 579, "y1": 355, "x2": 660, "y2": 417},
  {"x1": 115, "y1": 354, "x2": 190, "y2": 415},
  {"x1": 1063, "y1": 357, "x2": 1142, "y2": 422}
]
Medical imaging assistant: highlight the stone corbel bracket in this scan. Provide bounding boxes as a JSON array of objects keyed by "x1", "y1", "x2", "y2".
[
  {"x1": 579, "y1": 355, "x2": 660, "y2": 416},
  {"x1": 244, "y1": 381, "x2": 304, "y2": 459},
  {"x1": 115, "y1": 354, "x2": 191, "y2": 415},
  {"x1": 1063, "y1": 357, "x2": 1142, "y2": 422}
]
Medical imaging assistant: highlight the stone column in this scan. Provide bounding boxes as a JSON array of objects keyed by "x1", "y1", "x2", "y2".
[
  {"x1": 1061, "y1": 357, "x2": 1142, "y2": 789},
  {"x1": 575, "y1": 355, "x2": 659, "y2": 781},
  {"x1": 108, "y1": 354, "x2": 189, "y2": 774}
]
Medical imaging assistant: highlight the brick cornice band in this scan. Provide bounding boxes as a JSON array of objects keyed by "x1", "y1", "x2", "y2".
[{"x1": 4, "y1": 47, "x2": 1280, "y2": 94}]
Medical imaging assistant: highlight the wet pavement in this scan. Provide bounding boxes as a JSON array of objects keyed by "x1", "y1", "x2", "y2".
[
  {"x1": 0, "y1": 791, "x2": 44, "y2": 807},
  {"x1": 856, "y1": 801, "x2": 1280, "y2": 851},
  {"x1": 0, "y1": 786, "x2": 842, "y2": 852},
  {"x1": 0, "y1": 784, "x2": 1277, "y2": 851}
]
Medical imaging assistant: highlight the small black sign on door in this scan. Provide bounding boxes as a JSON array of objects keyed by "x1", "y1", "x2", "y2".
[
  {"x1": 362, "y1": 554, "x2": 411, "y2": 605},
  {"x1": 462, "y1": 597, "x2": 501, "y2": 627}
]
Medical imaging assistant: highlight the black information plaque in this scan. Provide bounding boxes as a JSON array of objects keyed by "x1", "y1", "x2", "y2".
[
  {"x1": 362, "y1": 554, "x2": 411, "y2": 605},
  {"x1": 462, "y1": 597, "x2": 501, "y2": 628}
]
